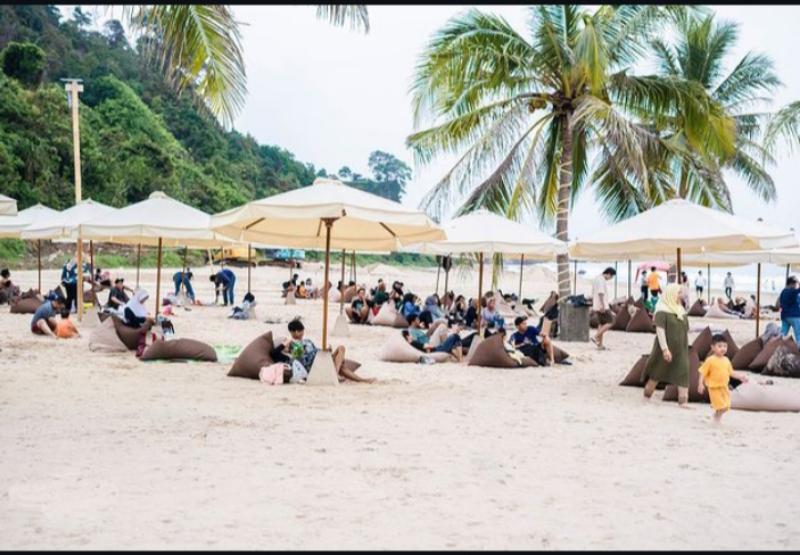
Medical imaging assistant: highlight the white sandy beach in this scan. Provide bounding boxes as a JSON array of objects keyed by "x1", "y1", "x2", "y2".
[{"x1": 1, "y1": 262, "x2": 799, "y2": 550}]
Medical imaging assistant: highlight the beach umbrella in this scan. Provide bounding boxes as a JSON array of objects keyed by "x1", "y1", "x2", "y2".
[
  {"x1": 211, "y1": 177, "x2": 445, "y2": 385},
  {"x1": 22, "y1": 199, "x2": 117, "y2": 320},
  {"x1": 402, "y1": 209, "x2": 568, "y2": 329},
  {"x1": 80, "y1": 191, "x2": 239, "y2": 314},
  {"x1": 0, "y1": 204, "x2": 60, "y2": 292},
  {"x1": 0, "y1": 194, "x2": 17, "y2": 216}
]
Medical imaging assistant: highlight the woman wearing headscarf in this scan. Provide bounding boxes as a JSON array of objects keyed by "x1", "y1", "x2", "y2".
[
  {"x1": 122, "y1": 289, "x2": 153, "y2": 328},
  {"x1": 643, "y1": 283, "x2": 691, "y2": 406}
]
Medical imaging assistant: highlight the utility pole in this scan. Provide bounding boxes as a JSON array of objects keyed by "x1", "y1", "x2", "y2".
[{"x1": 62, "y1": 78, "x2": 84, "y2": 320}]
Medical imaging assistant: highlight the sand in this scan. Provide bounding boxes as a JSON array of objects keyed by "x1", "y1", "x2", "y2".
[{"x1": 1, "y1": 262, "x2": 800, "y2": 550}]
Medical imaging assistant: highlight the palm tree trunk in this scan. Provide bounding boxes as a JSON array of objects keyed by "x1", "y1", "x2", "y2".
[
  {"x1": 678, "y1": 160, "x2": 689, "y2": 198},
  {"x1": 556, "y1": 113, "x2": 573, "y2": 300}
]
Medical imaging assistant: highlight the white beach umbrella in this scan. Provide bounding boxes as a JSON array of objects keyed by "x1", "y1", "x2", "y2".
[
  {"x1": 402, "y1": 209, "x2": 567, "y2": 324},
  {"x1": 0, "y1": 194, "x2": 17, "y2": 216},
  {"x1": 0, "y1": 204, "x2": 60, "y2": 291},
  {"x1": 211, "y1": 178, "x2": 446, "y2": 385}
]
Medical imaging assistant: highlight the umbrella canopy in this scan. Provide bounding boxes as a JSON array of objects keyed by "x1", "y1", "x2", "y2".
[
  {"x1": 0, "y1": 204, "x2": 59, "y2": 238},
  {"x1": 80, "y1": 191, "x2": 235, "y2": 248},
  {"x1": 570, "y1": 199, "x2": 797, "y2": 259},
  {"x1": 401, "y1": 209, "x2": 567, "y2": 258},
  {"x1": 211, "y1": 178, "x2": 445, "y2": 250},
  {"x1": 0, "y1": 194, "x2": 17, "y2": 216},
  {"x1": 683, "y1": 247, "x2": 800, "y2": 266},
  {"x1": 21, "y1": 198, "x2": 116, "y2": 240}
]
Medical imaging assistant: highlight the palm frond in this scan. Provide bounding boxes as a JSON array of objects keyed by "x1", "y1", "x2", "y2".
[
  {"x1": 316, "y1": 5, "x2": 369, "y2": 32},
  {"x1": 713, "y1": 52, "x2": 780, "y2": 105},
  {"x1": 764, "y1": 101, "x2": 800, "y2": 155}
]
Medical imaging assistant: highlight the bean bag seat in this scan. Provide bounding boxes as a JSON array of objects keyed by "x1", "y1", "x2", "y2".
[
  {"x1": 619, "y1": 355, "x2": 649, "y2": 387},
  {"x1": 88, "y1": 318, "x2": 129, "y2": 353},
  {"x1": 228, "y1": 331, "x2": 275, "y2": 379},
  {"x1": 762, "y1": 344, "x2": 800, "y2": 378},
  {"x1": 553, "y1": 344, "x2": 570, "y2": 364},
  {"x1": 9, "y1": 297, "x2": 41, "y2": 314},
  {"x1": 111, "y1": 316, "x2": 152, "y2": 351},
  {"x1": 691, "y1": 327, "x2": 713, "y2": 360},
  {"x1": 721, "y1": 330, "x2": 739, "y2": 359},
  {"x1": 633, "y1": 299, "x2": 644, "y2": 309},
  {"x1": 20, "y1": 288, "x2": 40, "y2": 300},
  {"x1": 141, "y1": 338, "x2": 218, "y2": 362},
  {"x1": 342, "y1": 286, "x2": 357, "y2": 303},
  {"x1": 730, "y1": 382, "x2": 800, "y2": 412},
  {"x1": 749, "y1": 337, "x2": 800, "y2": 373},
  {"x1": 393, "y1": 311, "x2": 411, "y2": 329},
  {"x1": 379, "y1": 336, "x2": 450, "y2": 363},
  {"x1": 371, "y1": 302, "x2": 398, "y2": 327},
  {"x1": 731, "y1": 338, "x2": 762, "y2": 370},
  {"x1": 589, "y1": 311, "x2": 599, "y2": 329},
  {"x1": 328, "y1": 287, "x2": 341, "y2": 304},
  {"x1": 687, "y1": 299, "x2": 707, "y2": 317},
  {"x1": 610, "y1": 304, "x2": 632, "y2": 331},
  {"x1": 625, "y1": 308, "x2": 655, "y2": 333},
  {"x1": 83, "y1": 289, "x2": 98, "y2": 304},
  {"x1": 467, "y1": 334, "x2": 536, "y2": 368},
  {"x1": 662, "y1": 348, "x2": 709, "y2": 403},
  {"x1": 705, "y1": 303, "x2": 740, "y2": 320}
]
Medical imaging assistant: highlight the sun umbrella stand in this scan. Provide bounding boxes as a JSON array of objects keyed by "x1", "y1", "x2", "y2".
[{"x1": 307, "y1": 218, "x2": 341, "y2": 386}]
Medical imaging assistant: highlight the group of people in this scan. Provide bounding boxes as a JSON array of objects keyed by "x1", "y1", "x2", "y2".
[{"x1": 282, "y1": 273, "x2": 320, "y2": 299}]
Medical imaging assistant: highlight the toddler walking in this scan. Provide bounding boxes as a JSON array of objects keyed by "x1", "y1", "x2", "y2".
[{"x1": 697, "y1": 333, "x2": 748, "y2": 423}]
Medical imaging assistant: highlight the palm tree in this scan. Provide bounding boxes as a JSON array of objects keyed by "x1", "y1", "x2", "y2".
[
  {"x1": 407, "y1": 5, "x2": 733, "y2": 300},
  {"x1": 649, "y1": 13, "x2": 780, "y2": 211},
  {"x1": 119, "y1": 5, "x2": 369, "y2": 127}
]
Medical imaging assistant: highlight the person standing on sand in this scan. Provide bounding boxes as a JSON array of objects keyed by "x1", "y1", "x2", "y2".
[
  {"x1": 639, "y1": 270, "x2": 649, "y2": 301},
  {"x1": 590, "y1": 267, "x2": 616, "y2": 350},
  {"x1": 724, "y1": 272, "x2": 735, "y2": 301},
  {"x1": 695, "y1": 270, "x2": 706, "y2": 301},
  {"x1": 646, "y1": 266, "x2": 661, "y2": 299},
  {"x1": 643, "y1": 283, "x2": 691, "y2": 407},
  {"x1": 778, "y1": 276, "x2": 800, "y2": 344}
]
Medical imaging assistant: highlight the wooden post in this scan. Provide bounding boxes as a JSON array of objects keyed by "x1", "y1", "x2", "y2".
[
  {"x1": 155, "y1": 237, "x2": 163, "y2": 315},
  {"x1": 37, "y1": 239, "x2": 42, "y2": 293},
  {"x1": 136, "y1": 243, "x2": 141, "y2": 288},
  {"x1": 443, "y1": 256, "x2": 450, "y2": 298},
  {"x1": 787, "y1": 264, "x2": 791, "y2": 281},
  {"x1": 756, "y1": 263, "x2": 762, "y2": 339},
  {"x1": 614, "y1": 261, "x2": 618, "y2": 299},
  {"x1": 89, "y1": 240, "x2": 94, "y2": 285},
  {"x1": 180, "y1": 246, "x2": 188, "y2": 295},
  {"x1": 340, "y1": 249, "x2": 345, "y2": 315},
  {"x1": 435, "y1": 256, "x2": 441, "y2": 296},
  {"x1": 627, "y1": 260, "x2": 632, "y2": 298},
  {"x1": 518, "y1": 254, "x2": 524, "y2": 301},
  {"x1": 573, "y1": 260, "x2": 578, "y2": 294},
  {"x1": 707, "y1": 263, "x2": 711, "y2": 304},
  {"x1": 352, "y1": 250, "x2": 356, "y2": 284},
  {"x1": 676, "y1": 248, "x2": 682, "y2": 283},
  {"x1": 77, "y1": 235, "x2": 83, "y2": 321},
  {"x1": 477, "y1": 252, "x2": 484, "y2": 331},
  {"x1": 247, "y1": 244, "x2": 252, "y2": 293},
  {"x1": 321, "y1": 219, "x2": 334, "y2": 351}
]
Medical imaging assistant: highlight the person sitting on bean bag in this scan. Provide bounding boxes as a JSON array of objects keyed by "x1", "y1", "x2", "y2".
[
  {"x1": 122, "y1": 289, "x2": 154, "y2": 328},
  {"x1": 346, "y1": 287, "x2": 370, "y2": 324},
  {"x1": 510, "y1": 316, "x2": 555, "y2": 366},
  {"x1": 481, "y1": 296, "x2": 505, "y2": 331},
  {"x1": 404, "y1": 314, "x2": 463, "y2": 362}
]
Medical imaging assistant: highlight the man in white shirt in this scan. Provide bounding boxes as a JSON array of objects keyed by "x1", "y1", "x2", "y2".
[
  {"x1": 694, "y1": 270, "x2": 706, "y2": 300},
  {"x1": 591, "y1": 267, "x2": 616, "y2": 350},
  {"x1": 724, "y1": 272, "x2": 735, "y2": 301}
]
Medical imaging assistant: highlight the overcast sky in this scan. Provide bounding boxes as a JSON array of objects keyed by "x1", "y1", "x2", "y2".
[{"x1": 67, "y1": 5, "x2": 800, "y2": 240}]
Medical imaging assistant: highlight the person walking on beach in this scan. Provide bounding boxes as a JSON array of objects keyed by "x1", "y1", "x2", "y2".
[
  {"x1": 646, "y1": 266, "x2": 661, "y2": 299},
  {"x1": 643, "y1": 283, "x2": 691, "y2": 407},
  {"x1": 695, "y1": 270, "x2": 706, "y2": 301},
  {"x1": 724, "y1": 272, "x2": 735, "y2": 301},
  {"x1": 639, "y1": 270, "x2": 649, "y2": 301},
  {"x1": 778, "y1": 276, "x2": 800, "y2": 344},
  {"x1": 698, "y1": 333, "x2": 749, "y2": 424},
  {"x1": 591, "y1": 267, "x2": 616, "y2": 350}
]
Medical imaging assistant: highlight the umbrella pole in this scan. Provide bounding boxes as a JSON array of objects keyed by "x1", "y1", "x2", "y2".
[
  {"x1": 443, "y1": 257, "x2": 450, "y2": 298},
  {"x1": 435, "y1": 256, "x2": 441, "y2": 296},
  {"x1": 37, "y1": 240, "x2": 42, "y2": 293},
  {"x1": 477, "y1": 252, "x2": 484, "y2": 331},
  {"x1": 322, "y1": 219, "x2": 334, "y2": 351},
  {"x1": 756, "y1": 263, "x2": 762, "y2": 339},
  {"x1": 77, "y1": 235, "x2": 83, "y2": 322},
  {"x1": 340, "y1": 249, "x2": 345, "y2": 315},
  {"x1": 676, "y1": 248, "x2": 682, "y2": 284},
  {"x1": 247, "y1": 244, "x2": 252, "y2": 293},
  {"x1": 627, "y1": 260, "x2": 631, "y2": 298},
  {"x1": 89, "y1": 240, "x2": 94, "y2": 286},
  {"x1": 787, "y1": 264, "x2": 791, "y2": 281},
  {"x1": 136, "y1": 244, "x2": 141, "y2": 288},
  {"x1": 182, "y1": 246, "x2": 188, "y2": 295},
  {"x1": 155, "y1": 238, "x2": 163, "y2": 315},
  {"x1": 614, "y1": 261, "x2": 618, "y2": 299},
  {"x1": 518, "y1": 254, "x2": 524, "y2": 301},
  {"x1": 572, "y1": 260, "x2": 577, "y2": 295},
  {"x1": 352, "y1": 250, "x2": 356, "y2": 284},
  {"x1": 707, "y1": 263, "x2": 711, "y2": 304}
]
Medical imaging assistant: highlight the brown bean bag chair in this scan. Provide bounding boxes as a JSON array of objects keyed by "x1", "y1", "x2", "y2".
[
  {"x1": 625, "y1": 308, "x2": 655, "y2": 333},
  {"x1": 88, "y1": 318, "x2": 129, "y2": 353},
  {"x1": 20, "y1": 288, "x2": 40, "y2": 300},
  {"x1": 111, "y1": 316, "x2": 153, "y2": 351},
  {"x1": 662, "y1": 348, "x2": 709, "y2": 403},
  {"x1": 393, "y1": 311, "x2": 411, "y2": 329},
  {"x1": 9, "y1": 297, "x2": 41, "y2": 314},
  {"x1": 731, "y1": 338, "x2": 762, "y2": 370},
  {"x1": 691, "y1": 327, "x2": 713, "y2": 360},
  {"x1": 468, "y1": 334, "x2": 536, "y2": 368},
  {"x1": 722, "y1": 330, "x2": 739, "y2": 359},
  {"x1": 762, "y1": 344, "x2": 800, "y2": 378},
  {"x1": 141, "y1": 338, "x2": 218, "y2": 362},
  {"x1": 379, "y1": 336, "x2": 450, "y2": 363},
  {"x1": 83, "y1": 289, "x2": 98, "y2": 304},
  {"x1": 97, "y1": 311, "x2": 112, "y2": 323},
  {"x1": 553, "y1": 344, "x2": 570, "y2": 364},
  {"x1": 730, "y1": 382, "x2": 800, "y2": 412},
  {"x1": 687, "y1": 299, "x2": 707, "y2": 317},
  {"x1": 589, "y1": 311, "x2": 599, "y2": 329},
  {"x1": 610, "y1": 304, "x2": 632, "y2": 331},
  {"x1": 342, "y1": 286, "x2": 357, "y2": 303},
  {"x1": 749, "y1": 337, "x2": 800, "y2": 373},
  {"x1": 228, "y1": 331, "x2": 275, "y2": 379},
  {"x1": 619, "y1": 355, "x2": 649, "y2": 387},
  {"x1": 633, "y1": 299, "x2": 644, "y2": 309}
]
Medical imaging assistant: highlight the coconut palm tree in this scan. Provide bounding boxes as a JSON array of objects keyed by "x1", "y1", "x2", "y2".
[
  {"x1": 407, "y1": 5, "x2": 733, "y2": 299},
  {"x1": 120, "y1": 5, "x2": 369, "y2": 127},
  {"x1": 649, "y1": 13, "x2": 781, "y2": 211}
]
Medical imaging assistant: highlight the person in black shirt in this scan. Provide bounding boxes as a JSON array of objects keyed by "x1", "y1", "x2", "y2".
[
  {"x1": 346, "y1": 287, "x2": 370, "y2": 323},
  {"x1": 107, "y1": 278, "x2": 130, "y2": 310}
]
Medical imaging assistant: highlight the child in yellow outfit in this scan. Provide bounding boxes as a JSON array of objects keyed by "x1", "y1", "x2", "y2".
[{"x1": 698, "y1": 333, "x2": 748, "y2": 422}]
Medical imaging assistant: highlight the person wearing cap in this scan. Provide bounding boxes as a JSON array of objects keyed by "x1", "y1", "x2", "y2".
[{"x1": 107, "y1": 277, "x2": 130, "y2": 310}]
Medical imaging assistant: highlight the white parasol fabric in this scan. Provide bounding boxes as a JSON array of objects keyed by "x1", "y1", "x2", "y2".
[
  {"x1": 0, "y1": 204, "x2": 59, "y2": 238},
  {"x1": 21, "y1": 198, "x2": 116, "y2": 240},
  {"x1": 682, "y1": 247, "x2": 800, "y2": 266},
  {"x1": 0, "y1": 194, "x2": 17, "y2": 216},
  {"x1": 210, "y1": 178, "x2": 445, "y2": 250},
  {"x1": 570, "y1": 199, "x2": 797, "y2": 259},
  {"x1": 400, "y1": 209, "x2": 566, "y2": 258},
  {"x1": 80, "y1": 191, "x2": 236, "y2": 248}
]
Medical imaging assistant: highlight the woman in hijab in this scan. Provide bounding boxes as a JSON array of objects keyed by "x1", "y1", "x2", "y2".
[
  {"x1": 424, "y1": 293, "x2": 445, "y2": 320},
  {"x1": 643, "y1": 283, "x2": 691, "y2": 406},
  {"x1": 122, "y1": 289, "x2": 153, "y2": 328}
]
